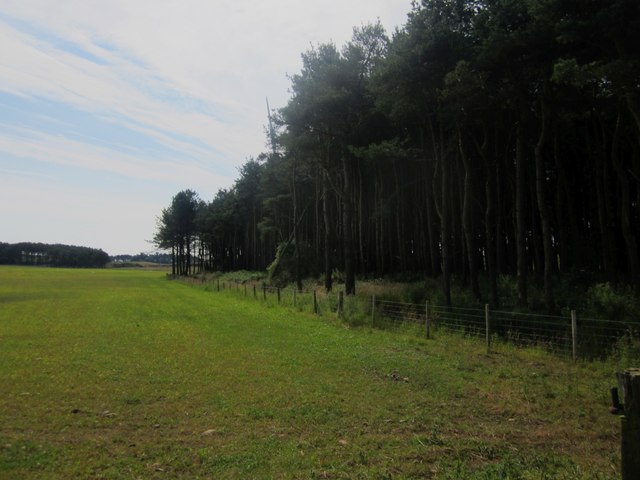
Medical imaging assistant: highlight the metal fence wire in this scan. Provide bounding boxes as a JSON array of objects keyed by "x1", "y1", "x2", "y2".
[{"x1": 184, "y1": 277, "x2": 638, "y2": 360}]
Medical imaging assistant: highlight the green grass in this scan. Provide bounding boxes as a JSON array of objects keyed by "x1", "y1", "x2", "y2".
[{"x1": 0, "y1": 266, "x2": 623, "y2": 479}]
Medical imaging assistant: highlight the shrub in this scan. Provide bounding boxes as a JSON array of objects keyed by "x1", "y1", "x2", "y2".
[{"x1": 585, "y1": 282, "x2": 640, "y2": 323}]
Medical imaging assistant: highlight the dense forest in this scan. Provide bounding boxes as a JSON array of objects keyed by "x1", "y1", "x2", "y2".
[
  {"x1": 0, "y1": 242, "x2": 110, "y2": 268},
  {"x1": 155, "y1": 0, "x2": 640, "y2": 310}
]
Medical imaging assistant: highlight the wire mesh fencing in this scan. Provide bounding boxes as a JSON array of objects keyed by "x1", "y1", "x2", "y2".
[
  {"x1": 181, "y1": 276, "x2": 638, "y2": 360},
  {"x1": 487, "y1": 309, "x2": 573, "y2": 356}
]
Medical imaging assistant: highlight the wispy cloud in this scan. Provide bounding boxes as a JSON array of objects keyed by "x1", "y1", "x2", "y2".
[
  {"x1": 0, "y1": 18, "x2": 245, "y2": 160},
  {"x1": 0, "y1": 124, "x2": 232, "y2": 191}
]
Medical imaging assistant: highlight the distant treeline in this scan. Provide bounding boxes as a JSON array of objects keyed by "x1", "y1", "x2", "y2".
[
  {"x1": 155, "y1": 0, "x2": 640, "y2": 311},
  {"x1": 110, "y1": 252, "x2": 172, "y2": 264},
  {"x1": 0, "y1": 242, "x2": 110, "y2": 268}
]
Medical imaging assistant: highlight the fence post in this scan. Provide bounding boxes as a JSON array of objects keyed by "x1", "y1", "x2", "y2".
[
  {"x1": 485, "y1": 304, "x2": 491, "y2": 354},
  {"x1": 293, "y1": 288, "x2": 297, "y2": 307},
  {"x1": 217, "y1": 279, "x2": 220, "y2": 291},
  {"x1": 571, "y1": 310, "x2": 578, "y2": 361},
  {"x1": 277, "y1": 287, "x2": 281, "y2": 304},
  {"x1": 425, "y1": 301, "x2": 430, "y2": 339},
  {"x1": 338, "y1": 291, "x2": 344, "y2": 315},
  {"x1": 263, "y1": 283, "x2": 266, "y2": 301},
  {"x1": 313, "y1": 290, "x2": 318, "y2": 314},
  {"x1": 616, "y1": 369, "x2": 640, "y2": 480},
  {"x1": 253, "y1": 284, "x2": 256, "y2": 299},
  {"x1": 371, "y1": 294, "x2": 376, "y2": 327}
]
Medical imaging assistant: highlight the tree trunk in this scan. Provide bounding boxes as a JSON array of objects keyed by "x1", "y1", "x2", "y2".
[
  {"x1": 426, "y1": 162, "x2": 439, "y2": 276},
  {"x1": 516, "y1": 120, "x2": 528, "y2": 306},
  {"x1": 481, "y1": 129, "x2": 499, "y2": 307},
  {"x1": 496, "y1": 142, "x2": 506, "y2": 275},
  {"x1": 534, "y1": 96, "x2": 555, "y2": 311},
  {"x1": 315, "y1": 170, "x2": 321, "y2": 277},
  {"x1": 393, "y1": 159, "x2": 406, "y2": 272},
  {"x1": 342, "y1": 154, "x2": 356, "y2": 295},
  {"x1": 323, "y1": 169, "x2": 333, "y2": 292},
  {"x1": 358, "y1": 161, "x2": 366, "y2": 274},
  {"x1": 611, "y1": 112, "x2": 640, "y2": 287},
  {"x1": 453, "y1": 156, "x2": 466, "y2": 278},
  {"x1": 440, "y1": 131, "x2": 452, "y2": 308},
  {"x1": 591, "y1": 120, "x2": 615, "y2": 280},
  {"x1": 292, "y1": 163, "x2": 302, "y2": 291},
  {"x1": 343, "y1": 156, "x2": 356, "y2": 295},
  {"x1": 421, "y1": 126, "x2": 440, "y2": 276},
  {"x1": 458, "y1": 127, "x2": 481, "y2": 302},
  {"x1": 429, "y1": 116, "x2": 451, "y2": 307},
  {"x1": 554, "y1": 132, "x2": 570, "y2": 272},
  {"x1": 441, "y1": 156, "x2": 452, "y2": 308}
]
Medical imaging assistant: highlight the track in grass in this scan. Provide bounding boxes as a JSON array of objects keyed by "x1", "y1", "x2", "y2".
[{"x1": 0, "y1": 266, "x2": 621, "y2": 479}]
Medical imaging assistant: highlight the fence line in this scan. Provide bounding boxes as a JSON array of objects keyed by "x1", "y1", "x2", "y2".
[{"x1": 176, "y1": 276, "x2": 638, "y2": 360}]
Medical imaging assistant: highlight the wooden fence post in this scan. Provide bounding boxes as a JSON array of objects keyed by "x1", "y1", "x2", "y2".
[
  {"x1": 293, "y1": 288, "x2": 297, "y2": 307},
  {"x1": 253, "y1": 284, "x2": 256, "y2": 299},
  {"x1": 571, "y1": 310, "x2": 578, "y2": 361},
  {"x1": 616, "y1": 369, "x2": 640, "y2": 479},
  {"x1": 425, "y1": 301, "x2": 430, "y2": 339},
  {"x1": 485, "y1": 304, "x2": 491, "y2": 354},
  {"x1": 263, "y1": 283, "x2": 266, "y2": 301},
  {"x1": 338, "y1": 291, "x2": 344, "y2": 315},
  {"x1": 371, "y1": 295, "x2": 376, "y2": 327},
  {"x1": 313, "y1": 290, "x2": 318, "y2": 314}
]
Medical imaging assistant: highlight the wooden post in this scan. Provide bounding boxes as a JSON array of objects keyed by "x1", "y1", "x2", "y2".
[
  {"x1": 485, "y1": 304, "x2": 491, "y2": 353},
  {"x1": 371, "y1": 294, "x2": 376, "y2": 327},
  {"x1": 617, "y1": 369, "x2": 640, "y2": 479},
  {"x1": 217, "y1": 279, "x2": 220, "y2": 291},
  {"x1": 263, "y1": 283, "x2": 266, "y2": 301},
  {"x1": 338, "y1": 291, "x2": 344, "y2": 315},
  {"x1": 313, "y1": 290, "x2": 318, "y2": 314},
  {"x1": 571, "y1": 310, "x2": 578, "y2": 361},
  {"x1": 277, "y1": 287, "x2": 281, "y2": 304},
  {"x1": 425, "y1": 301, "x2": 430, "y2": 339},
  {"x1": 293, "y1": 288, "x2": 297, "y2": 307},
  {"x1": 253, "y1": 284, "x2": 256, "y2": 298}
]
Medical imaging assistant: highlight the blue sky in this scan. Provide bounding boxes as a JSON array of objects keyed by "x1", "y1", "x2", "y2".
[{"x1": 0, "y1": 0, "x2": 410, "y2": 255}]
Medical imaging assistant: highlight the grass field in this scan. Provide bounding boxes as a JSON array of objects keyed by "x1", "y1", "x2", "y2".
[{"x1": 0, "y1": 266, "x2": 623, "y2": 479}]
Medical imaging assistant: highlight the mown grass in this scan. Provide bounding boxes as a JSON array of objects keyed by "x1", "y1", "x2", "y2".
[{"x1": 0, "y1": 266, "x2": 623, "y2": 479}]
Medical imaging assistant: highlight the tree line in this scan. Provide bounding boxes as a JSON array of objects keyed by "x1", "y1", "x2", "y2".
[
  {"x1": 0, "y1": 242, "x2": 110, "y2": 268},
  {"x1": 155, "y1": 0, "x2": 640, "y2": 311},
  {"x1": 111, "y1": 252, "x2": 172, "y2": 264}
]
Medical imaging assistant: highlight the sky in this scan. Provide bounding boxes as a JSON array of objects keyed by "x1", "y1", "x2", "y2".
[{"x1": 0, "y1": 0, "x2": 411, "y2": 256}]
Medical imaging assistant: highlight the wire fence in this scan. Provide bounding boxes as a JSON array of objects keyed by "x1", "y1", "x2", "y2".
[{"x1": 178, "y1": 276, "x2": 639, "y2": 360}]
